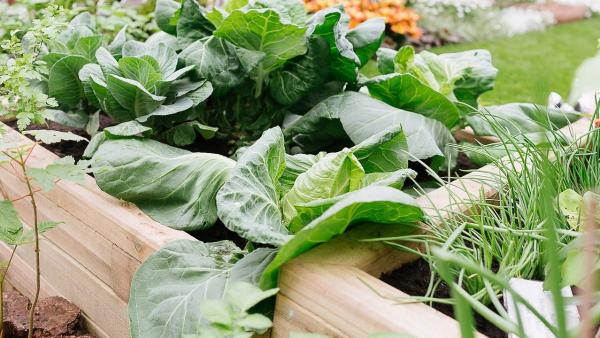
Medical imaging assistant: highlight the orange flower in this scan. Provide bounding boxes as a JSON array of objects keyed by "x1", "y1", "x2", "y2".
[
  {"x1": 304, "y1": 0, "x2": 421, "y2": 38},
  {"x1": 594, "y1": 118, "x2": 600, "y2": 129}
]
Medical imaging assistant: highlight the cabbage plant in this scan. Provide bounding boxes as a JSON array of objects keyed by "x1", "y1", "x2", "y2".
[
  {"x1": 121, "y1": 125, "x2": 424, "y2": 338},
  {"x1": 285, "y1": 44, "x2": 582, "y2": 167},
  {"x1": 154, "y1": 0, "x2": 386, "y2": 142},
  {"x1": 42, "y1": 12, "x2": 215, "y2": 145},
  {"x1": 42, "y1": 13, "x2": 126, "y2": 134},
  {"x1": 78, "y1": 41, "x2": 219, "y2": 144}
]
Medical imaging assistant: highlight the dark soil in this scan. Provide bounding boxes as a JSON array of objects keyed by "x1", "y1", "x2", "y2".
[
  {"x1": 382, "y1": 259, "x2": 507, "y2": 338},
  {"x1": 188, "y1": 220, "x2": 247, "y2": 249},
  {"x1": 407, "y1": 31, "x2": 461, "y2": 52},
  {"x1": 6, "y1": 114, "x2": 115, "y2": 161},
  {"x1": 183, "y1": 136, "x2": 235, "y2": 157},
  {"x1": 4, "y1": 116, "x2": 249, "y2": 245},
  {"x1": 382, "y1": 29, "x2": 460, "y2": 52},
  {"x1": 4, "y1": 291, "x2": 94, "y2": 338},
  {"x1": 405, "y1": 151, "x2": 482, "y2": 193},
  {"x1": 453, "y1": 152, "x2": 481, "y2": 176}
]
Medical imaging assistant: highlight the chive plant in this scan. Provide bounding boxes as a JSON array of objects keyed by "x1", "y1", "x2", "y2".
[
  {"x1": 431, "y1": 164, "x2": 600, "y2": 337},
  {"x1": 371, "y1": 107, "x2": 600, "y2": 335}
]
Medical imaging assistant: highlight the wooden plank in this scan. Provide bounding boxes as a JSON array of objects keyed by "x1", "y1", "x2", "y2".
[
  {"x1": 295, "y1": 223, "x2": 422, "y2": 277},
  {"x1": 0, "y1": 169, "x2": 139, "y2": 301},
  {"x1": 454, "y1": 127, "x2": 498, "y2": 144},
  {"x1": 81, "y1": 314, "x2": 110, "y2": 338},
  {"x1": 0, "y1": 243, "x2": 58, "y2": 300},
  {"x1": 0, "y1": 123, "x2": 194, "y2": 262},
  {"x1": 0, "y1": 242, "x2": 111, "y2": 338},
  {"x1": 0, "y1": 116, "x2": 16, "y2": 123},
  {"x1": 0, "y1": 173, "x2": 114, "y2": 281},
  {"x1": 0, "y1": 123, "x2": 196, "y2": 337},
  {"x1": 110, "y1": 244, "x2": 142, "y2": 302},
  {"x1": 0, "y1": 122, "x2": 195, "y2": 304},
  {"x1": 0, "y1": 218, "x2": 130, "y2": 338},
  {"x1": 278, "y1": 262, "x2": 486, "y2": 338},
  {"x1": 272, "y1": 294, "x2": 347, "y2": 338}
]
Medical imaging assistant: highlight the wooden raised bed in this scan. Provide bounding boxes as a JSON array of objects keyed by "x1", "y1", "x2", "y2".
[
  {"x1": 0, "y1": 118, "x2": 591, "y2": 338},
  {"x1": 0, "y1": 123, "x2": 194, "y2": 338},
  {"x1": 271, "y1": 118, "x2": 593, "y2": 338}
]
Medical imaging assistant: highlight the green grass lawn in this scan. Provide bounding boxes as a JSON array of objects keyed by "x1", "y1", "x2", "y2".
[{"x1": 431, "y1": 16, "x2": 600, "y2": 105}]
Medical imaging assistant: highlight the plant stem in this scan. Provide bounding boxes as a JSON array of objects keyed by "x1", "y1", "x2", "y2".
[
  {"x1": 254, "y1": 68, "x2": 264, "y2": 98},
  {"x1": 17, "y1": 152, "x2": 39, "y2": 338},
  {"x1": 0, "y1": 246, "x2": 18, "y2": 338}
]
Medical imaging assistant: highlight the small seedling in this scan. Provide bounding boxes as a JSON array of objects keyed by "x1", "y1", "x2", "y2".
[
  {"x1": 184, "y1": 282, "x2": 278, "y2": 338},
  {"x1": 0, "y1": 129, "x2": 87, "y2": 338}
]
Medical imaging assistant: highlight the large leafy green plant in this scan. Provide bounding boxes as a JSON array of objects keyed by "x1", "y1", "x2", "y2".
[
  {"x1": 86, "y1": 123, "x2": 420, "y2": 337},
  {"x1": 283, "y1": 45, "x2": 498, "y2": 168},
  {"x1": 41, "y1": 12, "x2": 125, "y2": 134},
  {"x1": 214, "y1": 126, "x2": 423, "y2": 288},
  {"x1": 285, "y1": 45, "x2": 581, "y2": 167},
  {"x1": 117, "y1": 125, "x2": 423, "y2": 337},
  {"x1": 154, "y1": 0, "x2": 385, "y2": 142},
  {"x1": 78, "y1": 40, "x2": 218, "y2": 141},
  {"x1": 42, "y1": 12, "x2": 214, "y2": 145},
  {"x1": 128, "y1": 239, "x2": 277, "y2": 338},
  {"x1": 284, "y1": 91, "x2": 458, "y2": 169},
  {"x1": 89, "y1": 135, "x2": 234, "y2": 231},
  {"x1": 185, "y1": 282, "x2": 279, "y2": 338},
  {"x1": 375, "y1": 46, "x2": 497, "y2": 111}
]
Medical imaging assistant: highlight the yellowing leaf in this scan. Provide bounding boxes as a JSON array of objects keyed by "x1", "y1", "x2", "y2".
[{"x1": 558, "y1": 189, "x2": 583, "y2": 230}]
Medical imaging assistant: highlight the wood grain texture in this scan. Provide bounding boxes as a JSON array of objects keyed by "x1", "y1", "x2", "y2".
[
  {"x1": 274, "y1": 118, "x2": 593, "y2": 337},
  {"x1": 272, "y1": 294, "x2": 346, "y2": 338},
  {"x1": 0, "y1": 217, "x2": 130, "y2": 338},
  {"x1": 0, "y1": 234, "x2": 111, "y2": 338},
  {"x1": 275, "y1": 263, "x2": 487, "y2": 338},
  {"x1": 0, "y1": 123, "x2": 194, "y2": 337},
  {"x1": 453, "y1": 127, "x2": 498, "y2": 144},
  {"x1": 0, "y1": 124, "x2": 194, "y2": 259}
]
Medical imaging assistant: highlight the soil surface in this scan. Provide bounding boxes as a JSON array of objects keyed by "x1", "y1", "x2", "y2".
[
  {"x1": 407, "y1": 31, "x2": 462, "y2": 52},
  {"x1": 454, "y1": 152, "x2": 481, "y2": 175},
  {"x1": 188, "y1": 220, "x2": 247, "y2": 248},
  {"x1": 184, "y1": 136, "x2": 235, "y2": 157},
  {"x1": 4, "y1": 291, "x2": 94, "y2": 338},
  {"x1": 6, "y1": 115, "x2": 114, "y2": 161},
  {"x1": 4, "y1": 116, "x2": 248, "y2": 245},
  {"x1": 382, "y1": 259, "x2": 507, "y2": 338}
]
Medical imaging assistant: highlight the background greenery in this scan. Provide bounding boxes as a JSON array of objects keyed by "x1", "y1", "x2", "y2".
[{"x1": 432, "y1": 15, "x2": 600, "y2": 105}]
